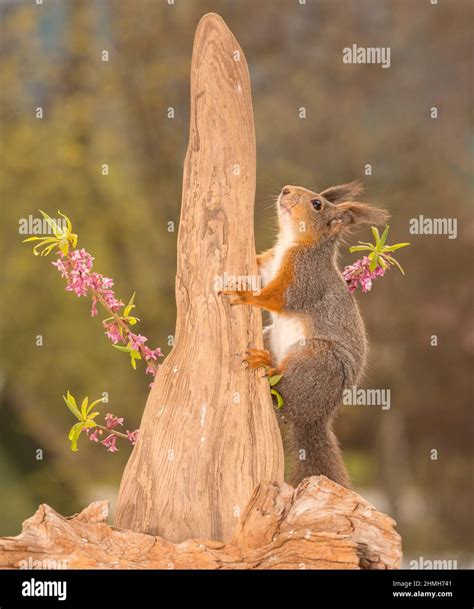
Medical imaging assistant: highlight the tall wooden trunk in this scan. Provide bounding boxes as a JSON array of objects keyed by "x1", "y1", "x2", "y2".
[{"x1": 115, "y1": 13, "x2": 284, "y2": 542}]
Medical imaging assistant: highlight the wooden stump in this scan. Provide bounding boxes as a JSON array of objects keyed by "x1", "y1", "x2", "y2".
[
  {"x1": 0, "y1": 477, "x2": 402, "y2": 569},
  {"x1": 115, "y1": 13, "x2": 284, "y2": 542}
]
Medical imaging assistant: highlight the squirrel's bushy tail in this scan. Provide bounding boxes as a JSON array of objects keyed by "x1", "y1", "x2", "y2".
[{"x1": 281, "y1": 417, "x2": 350, "y2": 488}]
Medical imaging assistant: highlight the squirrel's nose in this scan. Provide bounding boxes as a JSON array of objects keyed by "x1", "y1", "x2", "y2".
[{"x1": 281, "y1": 186, "x2": 292, "y2": 195}]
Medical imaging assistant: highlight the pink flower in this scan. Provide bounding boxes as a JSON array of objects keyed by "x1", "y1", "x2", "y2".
[
  {"x1": 103, "y1": 320, "x2": 123, "y2": 344},
  {"x1": 52, "y1": 250, "x2": 123, "y2": 310},
  {"x1": 88, "y1": 429, "x2": 103, "y2": 442},
  {"x1": 51, "y1": 241, "x2": 163, "y2": 377},
  {"x1": 143, "y1": 346, "x2": 163, "y2": 361},
  {"x1": 90, "y1": 298, "x2": 98, "y2": 317},
  {"x1": 51, "y1": 258, "x2": 68, "y2": 277},
  {"x1": 101, "y1": 277, "x2": 114, "y2": 289},
  {"x1": 342, "y1": 256, "x2": 386, "y2": 294},
  {"x1": 128, "y1": 333, "x2": 148, "y2": 351},
  {"x1": 105, "y1": 413, "x2": 124, "y2": 430},
  {"x1": 126, "y1": 430, "x2": 139, "y2": 445},
  {"x1": 52, "y1": 249, "x2": 94, "y2": 297},
  {"x1": 98, "y1": 288, "x2": 123, "y2": 312},
  {"x1": 143, "y1": 346, "x2": 163, "y2": 377},
  {"x1": 102, "y1": 434, "x2": 119, "y2": 452}
]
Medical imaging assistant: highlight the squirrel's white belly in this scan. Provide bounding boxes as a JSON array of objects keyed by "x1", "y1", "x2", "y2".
[{"x1": 269, "y1": 314, "x2": 305, "y2": 363}]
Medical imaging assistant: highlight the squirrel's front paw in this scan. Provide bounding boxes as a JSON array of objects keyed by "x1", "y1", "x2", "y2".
[{"x1": 219, "y1": 289, "x2": 247, "y2": 305}]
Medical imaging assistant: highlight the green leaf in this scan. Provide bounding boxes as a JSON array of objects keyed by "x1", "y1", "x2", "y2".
[
  {"x1": 371, "y1": 226, "x2": 380, "y2": 244},
  {"x1": 41, "y1": 243, "x2": 58, "y2": 256},
  {"x1": 87, "y1": 412, "x2": 100, "y2": 420},
  {"x1": 130, "y1": 356, "x2": 137, "y2": 370},
  {"x1": 80, "y1": 397, "x2": 89, "y2": 420},
  {"x1": 39, "y1": 209, "x2": 62, "y2": 238},
  {"x1": 68, "y1": 422, "x2": 84, "y2": 452},
  {"x1": 378, "y1": 224, "x2": 390, "y2": 249},
  {"x1": 379, "y1": 257, "x2": 389, "y2": 270},
  {"x1": 67, "y1": 390, "x2": 77, "y2": 408},
  {"x1": 68, "y1": 422, "x2": 81, "y2": 440},
  {"x1": 22, "y1": 236, "x2": 44, "y2": 243},
  {"x1": 86, "y1": 398, "x2": 104, "y2": 416},
  {"x1": 384, "y1": 255, "x2": 406, "y2": 275},
  {"x1": 57, "y1": 210, "x2": 72, "y2": 234},
  {"x1": 64, "y1": 392, "x2": 82, "y2": 420},
  {"x1": 126, "y1": 316, "x2": 139, "y2": 325},
  {"x1": 349, "y1": 245, "x2": 372, "y2": 253},
  {"x1": 23, "y1": 236, "x2": 56, "y2": 252},
  {"x1": 123, "y1": 292, "x2": 136, "y2": 317},
  {"x1": 268, "y1": 374, "x2": 283, "y2": 387},
  {"x1": 113, "y1": 344, "x2": 132, "y2": 353},
  {"x1": 59, "y1": 240, "x2": 69, "y2": 256},
  {"x1": 270, "y1": 388, "x2": 284, "y2": 409},
  {"x1": 130, "y1": 349, "x2": 142, "y2": 360},
  {"x1": 381, "y1": 242, "x2": 411, "y2": 252},
  {"x1": 369, "y1": 255, "x2": 378, "y2": 272},
  {"x1": 31, "y1": 238, "x2": 57, "y2": 256}
]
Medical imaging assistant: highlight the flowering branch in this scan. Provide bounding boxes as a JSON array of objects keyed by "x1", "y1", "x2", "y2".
[
  {"x1": 23, "y1": 211, "x2": 163, "y2": 377},
  {"x1": 343, "y1": 225, "x2": 410, "y2": 293},
  {"x1": 63, "y1": 391, "x2": 138, "y2": 453},
  {"x1": 23, "y1": 211, "x2": 162, "y2": 454}
]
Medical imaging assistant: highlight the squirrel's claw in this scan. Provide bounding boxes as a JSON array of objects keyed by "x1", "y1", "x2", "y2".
[
  {"x1": 243, "y1": 348, "x2": 273, "y2": 370},
  {"x1": 219, "y1": 289, "x2": 244, "y2": 306}
]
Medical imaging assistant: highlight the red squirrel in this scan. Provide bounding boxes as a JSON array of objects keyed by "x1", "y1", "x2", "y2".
[{"x1": 221, "y1": 182, "x2": 388, "y2": 487}]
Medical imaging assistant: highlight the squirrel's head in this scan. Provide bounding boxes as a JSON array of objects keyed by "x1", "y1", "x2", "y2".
[{"x1": 277, "y1": 182, "x2": 389, "y2": 246}]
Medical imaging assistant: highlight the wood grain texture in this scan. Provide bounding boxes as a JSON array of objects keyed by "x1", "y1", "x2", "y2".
[
  {"x1": 114, "y1": 13, "x2": 284, "y2": 542},
  {"x1": 0, "y1": 477, "x2": 402, "y2": 569}
]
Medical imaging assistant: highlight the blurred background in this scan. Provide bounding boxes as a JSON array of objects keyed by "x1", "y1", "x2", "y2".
[{"x1": 0, "y1": 0, "x2": 472, "y2": 566}]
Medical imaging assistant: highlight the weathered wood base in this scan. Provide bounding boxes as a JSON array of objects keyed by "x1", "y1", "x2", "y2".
[{"x1": 0, "y1": 476, "x2": 401, "y2": 569}]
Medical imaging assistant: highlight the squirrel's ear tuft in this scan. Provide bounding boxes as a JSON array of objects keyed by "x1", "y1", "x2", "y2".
[
  {"x1": 333, "y1": 202, "x2": 390, "y2": 228},
  {"x1": 320, "y1": 181, "x2": 364, "y2": 204}
]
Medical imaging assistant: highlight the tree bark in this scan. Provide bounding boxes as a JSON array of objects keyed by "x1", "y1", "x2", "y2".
[
  {"x1": 0, "y1": 477, "x2": 402, "y2": 569},
  {"x1": 115, "y1": 13, "x2": 284, "y2": 542}
]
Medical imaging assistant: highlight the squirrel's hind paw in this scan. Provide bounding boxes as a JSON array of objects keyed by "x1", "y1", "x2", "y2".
[{"x1": 243, "y1": 348, "x2": 273, "y2": 370}]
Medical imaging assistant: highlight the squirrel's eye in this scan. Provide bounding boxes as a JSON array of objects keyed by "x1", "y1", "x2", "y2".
[{"x1": 311, "y1": 199, "x2": 322, "y2": 210}]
